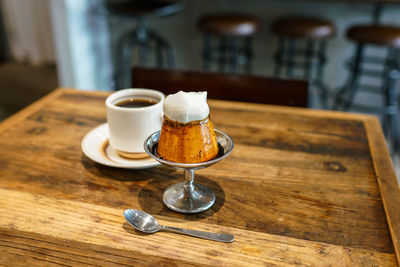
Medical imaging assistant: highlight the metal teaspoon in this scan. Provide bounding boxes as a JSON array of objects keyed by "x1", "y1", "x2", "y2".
[{"x1": 124, "y1": 209, "x2": 234, "y2": 243}]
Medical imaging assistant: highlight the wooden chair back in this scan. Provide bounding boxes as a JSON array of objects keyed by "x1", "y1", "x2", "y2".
[{"x1": 131, "y1": 67, "x2": 309, "y2": 107}]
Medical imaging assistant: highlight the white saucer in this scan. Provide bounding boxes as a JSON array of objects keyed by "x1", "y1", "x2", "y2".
[{"x1": 81, "y1": 123, "x2": 160, "y2": 169}]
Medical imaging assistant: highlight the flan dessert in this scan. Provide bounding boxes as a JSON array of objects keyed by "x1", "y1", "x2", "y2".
[{"x1": 157, "y1": 91, "x2": 218, "y2": 163}]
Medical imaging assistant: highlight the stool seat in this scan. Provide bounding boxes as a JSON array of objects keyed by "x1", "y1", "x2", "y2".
[
  {"x1": 272, "y1": 17, "x2": 334, "y2": 39},
  {"x1": 347, "y1": 25, "x2": 400, "y2": 47},
  {"x1": 198, "y1": 14, "x2": 260, "y2": 37},
  {"x1": 106, "y1": 0, "x2": 182, "y2": 18}
]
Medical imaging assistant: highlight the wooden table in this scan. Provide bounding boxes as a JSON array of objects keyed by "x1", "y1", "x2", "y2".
[{"x1": 0, "y1": 88, "x2": 399, "y2": 266}]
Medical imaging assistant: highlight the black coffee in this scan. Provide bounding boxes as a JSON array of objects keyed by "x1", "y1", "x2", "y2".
[{"x1": 115, "y1": 98, "x2": 158, "y2": 108}]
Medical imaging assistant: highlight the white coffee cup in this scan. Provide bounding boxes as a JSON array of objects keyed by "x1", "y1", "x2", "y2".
[{"x1": 106, "y1": 88, "x2": 165, "y2": 159}]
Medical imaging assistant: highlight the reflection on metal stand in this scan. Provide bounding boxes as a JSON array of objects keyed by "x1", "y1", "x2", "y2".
[{"x1": 144, "y1": 129, "x2": 234, "y2": 214}]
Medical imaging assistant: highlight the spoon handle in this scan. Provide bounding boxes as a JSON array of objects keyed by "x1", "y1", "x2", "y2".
[{"x1": 161, "y1": 225, "x2": 234, "y2": 243}]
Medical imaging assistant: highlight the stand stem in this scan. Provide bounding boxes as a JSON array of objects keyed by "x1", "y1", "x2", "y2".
[
  {"x1": 184, "y1": 169, "x2": 195, "y2": 196},
  {"x1": 163, "y1": 168, "x2": 215, "y2": 213}
]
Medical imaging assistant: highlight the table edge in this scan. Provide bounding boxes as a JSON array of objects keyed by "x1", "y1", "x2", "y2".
[{"x1": 363, "y1": 117, "x2": 400, "y2": 264}]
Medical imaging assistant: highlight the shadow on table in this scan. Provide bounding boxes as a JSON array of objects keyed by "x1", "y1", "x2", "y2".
[
  {"x1": 81, "y1": 154, "x2": 225, "y2": 220},
  {"x1": 81, "y1": 155, "x2": 166, "y2": 182},
  {"x1": 137, "y1": 172, "x2": 226, "y2": 221}
]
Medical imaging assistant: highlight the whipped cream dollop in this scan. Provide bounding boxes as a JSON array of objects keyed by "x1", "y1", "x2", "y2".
[{"x1": 163, "y1": 91, "x2": 209, "y2": 123}]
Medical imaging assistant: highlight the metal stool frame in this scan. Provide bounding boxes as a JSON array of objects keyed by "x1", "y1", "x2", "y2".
[
  {"x1": 273, "y1": 36, "x2": 329, "y2": 109},
  {"x1": 202, "y1": 35, "x2": 253, "y2": 74},
  {"x1": 333, "y1": 43, "x2": 400, "y2": 154},
  {"x1": 113, "y1": 17, "x2": 175, "y2": 89},
  {"x1": 105, "y1": 1, "x2": 182, "y2": 90}
]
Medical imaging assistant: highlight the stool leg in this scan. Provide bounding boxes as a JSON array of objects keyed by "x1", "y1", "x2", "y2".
[
  {"x1": 115, "y1": 32, "x2": 138, "y2": 89},
  {"x1": 394, "y1": 49, "x2": 400, "y2": 153},
  {"x1": 155, "y1": 37, "x2": 164, "y2": 67},
  {"x1": 146, "y1": 31, "x2": 164, "y2": 68},
  {"x1": 166, "y1": 42, "x2": 175, "y2": 68},
  {"x1": 383, "y1": 48, "x2": 400, "y2": 154},
  {"x1": 382, "y1": 47, "x2": 394, "y2": 136},
  {"x1": 145, "y1": 31, "x2": 164, "y2": 67},
  {"x1": 218, "y1": 37, "x2": 228, "y2": 72},
  {"x1": 136, "y1": 17, "x2": 148, "y2": 65},
  {"x1": 286, "y1": 38, "x2": 296, "y2": 77},
  {"x1": 229, "y1": 36, "x2": 239, "y2": 73},
  {"x1": 386, "y1": 70, "x2": 400, "y2": 154},
  {"x1": 333, "y1": 43, "x2": 364, "y2": 110},
  {"x1": 303, "y1": 40, "x2": 315, "y2": 107},
  {"x1": 315, "y1": 40, "x2": 328, "y2": 109},
  {"x1": 274, "y1": 37, "x2": 285, "y2": 77},
  {"x1": 244, "y1": 37, "x2": 253, "y2": 74},
  {"x1": 203, "y1": 35, "x2": 212, "y2": 71},
  {"x1": 303, "y1": 40, "x2": 314, "y2": 79},
  {"x1": 148, "y1": 30, "x2": 175, "y2": 68}
]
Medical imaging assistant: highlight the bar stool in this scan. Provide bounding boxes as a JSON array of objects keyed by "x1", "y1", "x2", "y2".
[
  {"x1": 106, "y1": 0, "x2": 183, "y2": 89},
  {"x1": 333, "y1": 24, "x2": 400, "y2": 154},
  {"x1": 271, "y1": 17, "x2": 335, "y2": 109},
  {"x1": 198, "y1": 14, "x2": 260, "y2": 74}
]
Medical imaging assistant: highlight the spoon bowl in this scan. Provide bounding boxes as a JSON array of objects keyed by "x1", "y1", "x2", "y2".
[
  {"x1": 124, "y1": 209, "x2": 160, "y2": 233},
  {"x1": 124, "y1": 209, "x2": 234, "y2": 242}
]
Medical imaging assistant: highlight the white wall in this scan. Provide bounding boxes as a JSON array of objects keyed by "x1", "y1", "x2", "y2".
[
  {"x1": 50, "y1": 0, "x2": 112, "y2": 90},
  {"x1": 1, "y1": 0, "x2": 55, "y2": 65},
  {"x1": 1, "y1": 0, "x2": 113, "y2": 90}
]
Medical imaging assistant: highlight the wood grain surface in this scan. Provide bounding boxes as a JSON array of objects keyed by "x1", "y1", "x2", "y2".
[{"x1": 0, "y1": 88, "x2": 398, "y2": 266}]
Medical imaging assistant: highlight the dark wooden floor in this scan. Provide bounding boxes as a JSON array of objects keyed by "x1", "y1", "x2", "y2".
[{"x1": 0, "y1": 62, "x2": 58, "y2": 121}]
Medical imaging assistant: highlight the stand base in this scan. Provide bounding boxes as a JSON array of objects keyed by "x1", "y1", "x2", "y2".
[{"x1": 163, "y1": 182, "x2": 215, "y2": 213}]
